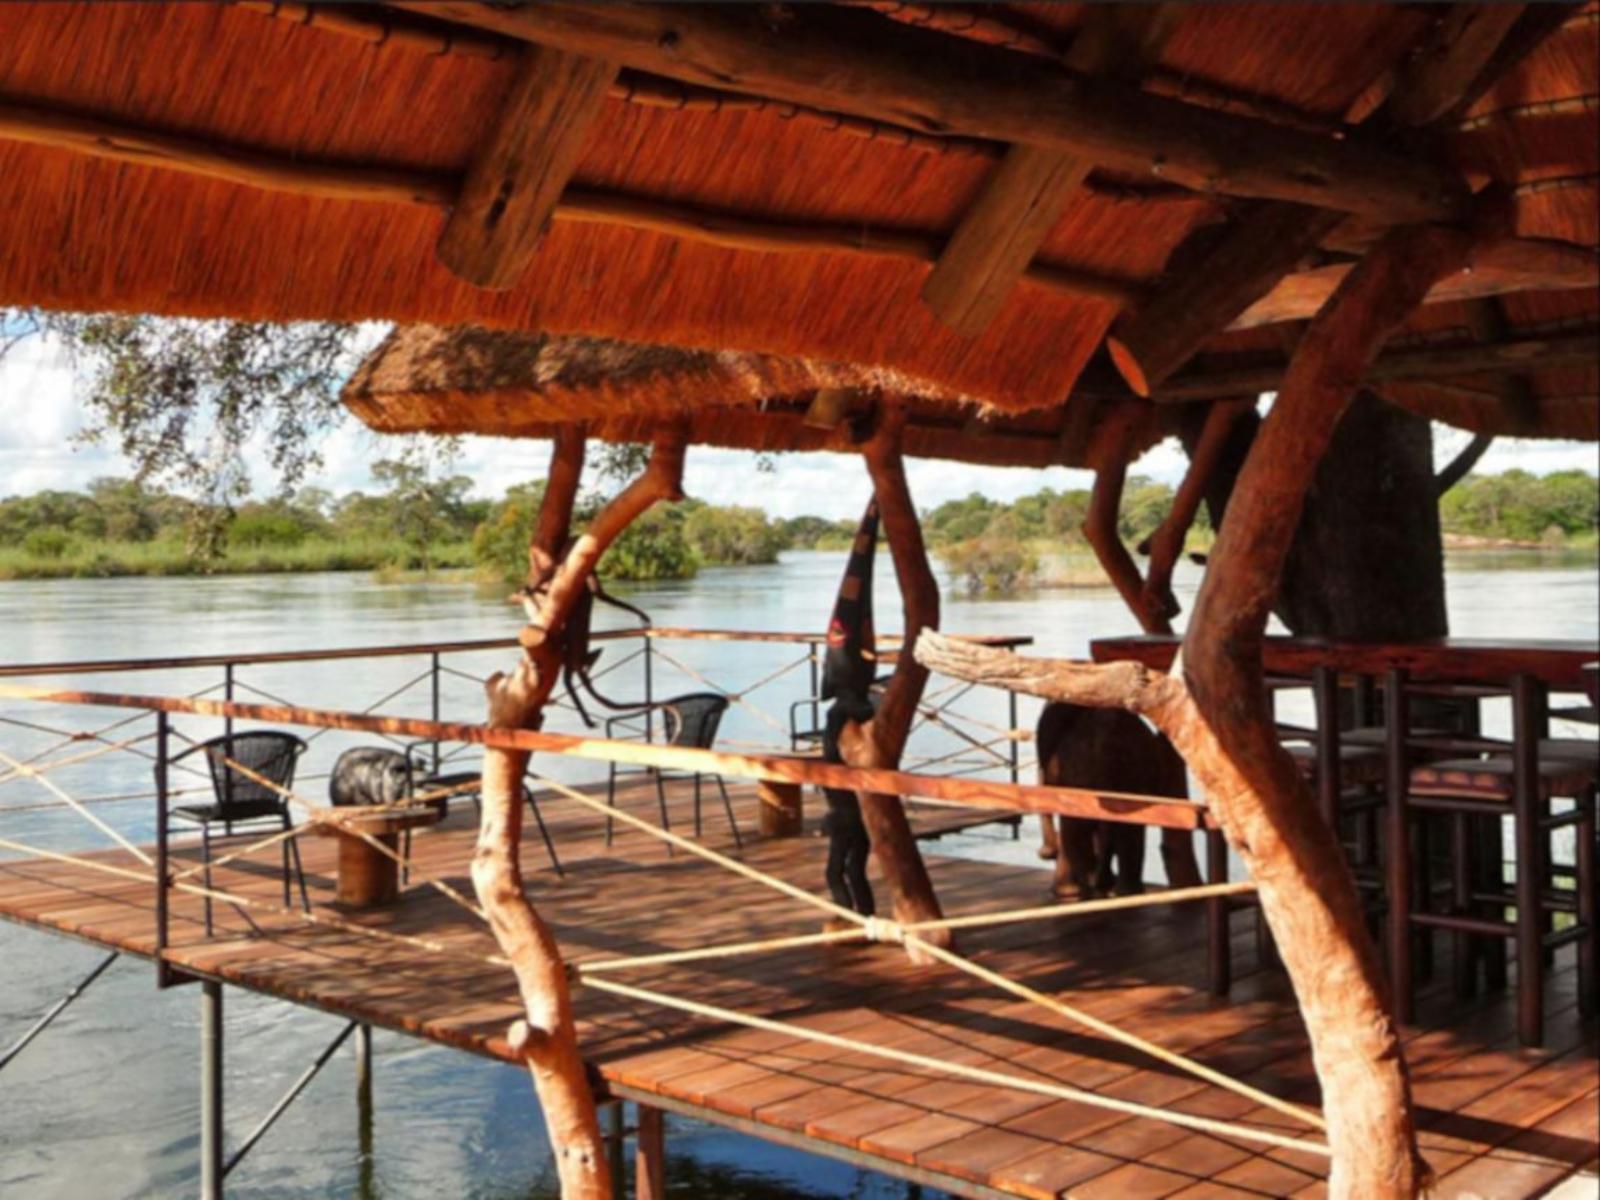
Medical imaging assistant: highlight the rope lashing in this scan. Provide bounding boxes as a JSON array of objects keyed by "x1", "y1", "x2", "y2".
[{"x1": 583, "y1": 975, "x2": 1332, "y2": 1158}]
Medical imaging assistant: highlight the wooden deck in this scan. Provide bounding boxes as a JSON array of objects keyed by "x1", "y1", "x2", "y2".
[{"x1": 1, "y1": 779, "x2": 1594, "y2": 1199}]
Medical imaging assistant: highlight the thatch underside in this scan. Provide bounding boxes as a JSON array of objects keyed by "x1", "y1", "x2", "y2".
[
  {"x1": 343, "y1": 324, "x2": 1151, "y2": 468},
  {"x1": 0, "y1": 2, "x2": 1593, "y2": 430}
]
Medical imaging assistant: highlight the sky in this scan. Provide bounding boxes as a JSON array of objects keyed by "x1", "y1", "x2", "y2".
[{"x1": 2, "y1": 333, "x2": 1595, "y2": 520}]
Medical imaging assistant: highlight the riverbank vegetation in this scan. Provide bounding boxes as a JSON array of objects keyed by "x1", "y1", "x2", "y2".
[{"x1": 1, "y1": 468, "x2": 1592, "y2": 587}]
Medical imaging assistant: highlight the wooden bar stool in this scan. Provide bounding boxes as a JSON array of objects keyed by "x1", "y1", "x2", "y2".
[{"x1": 1388, "y1": 672, "x2": 1597, "y2": 1045}]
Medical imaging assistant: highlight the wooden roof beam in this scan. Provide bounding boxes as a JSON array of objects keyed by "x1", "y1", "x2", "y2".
[
  {"x1": 398, "y1": 2, "x2": 1469, "y2": 222},
  {"x1": 920, "y1": 7, "x2": 1174, "y2": 336},
  {"x1": 1105, "y1": 4, "x2": 1530, "y2": 395},
  {"x1": 1460, "y1": 297, "x2": 1542, "y2": 434},
  {"x1": 436, "y1": 44, "x2": 618, "y2": 289},
  {"x1": 1149, "y1": 326, "x2": 1599, "y2": 404},
  {"x1": 1230, "y1": 236, "x2": 1600, "y2": 330}
]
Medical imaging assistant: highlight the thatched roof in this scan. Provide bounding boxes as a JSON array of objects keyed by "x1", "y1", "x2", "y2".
[
  {"x1": 0, "y1": 3, "x2": 1595, "y2": 435},
  {"x1": 343, "y1": 324, "x2": 1158, "y2": 468}
]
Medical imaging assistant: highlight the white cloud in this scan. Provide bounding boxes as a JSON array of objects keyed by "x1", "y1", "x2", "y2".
[{"x1": 2, "y1": 337, "x2": 1594, "y2": 513}]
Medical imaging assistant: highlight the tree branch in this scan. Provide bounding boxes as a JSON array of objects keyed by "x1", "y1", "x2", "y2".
[{"x1": 476, "y1": 422, "x2": 689, "y2": 1200}]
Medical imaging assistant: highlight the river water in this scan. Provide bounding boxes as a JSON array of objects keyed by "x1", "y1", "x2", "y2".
[{"x1": 1, "y1": 552, "x2": 1595, "y2": 1199}]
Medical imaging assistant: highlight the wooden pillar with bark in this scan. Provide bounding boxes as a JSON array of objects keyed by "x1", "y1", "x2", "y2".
[
  {"x1": 920, "y1": 222, "x2": 1475, "y2": 1199},
  {"x1": 476, "y1": 422, "x2": 689, "y2": 1200},
  {"x1": 834, "y1": 402, "x2": 950, "y2": 957}
]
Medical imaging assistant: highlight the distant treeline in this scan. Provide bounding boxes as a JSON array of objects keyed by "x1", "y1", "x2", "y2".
[
  {"x1": 0, "y1": 472, "x2": 800, "y2": 582},
  {"x1": 1, "y1": 467, "x2": 1592, "y2": 586},
  {"x1": 1439, "y1": 468, "x2": 1597, "y2": 546}
]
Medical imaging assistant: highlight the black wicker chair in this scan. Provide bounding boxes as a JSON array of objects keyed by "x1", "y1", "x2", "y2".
[
  {"x1": 401, "y1": 741, "x2": 563, "y2": 877},
  {"x1": 605, "y1": 692, "x2": 741, "y2": 852},
  {"x1": 166, "y1": 731, "x2": 309, "y2": 934}
]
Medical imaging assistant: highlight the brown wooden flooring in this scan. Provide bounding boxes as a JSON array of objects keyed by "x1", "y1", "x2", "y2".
[{"x1": 0, "y1": 778, "x2": 1594, "y2": 1199}]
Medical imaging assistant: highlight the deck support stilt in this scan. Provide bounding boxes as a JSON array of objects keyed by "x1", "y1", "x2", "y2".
[
  {"x1": 356, "y1": 1021, "x2": 373, "y2": 1140},
  {"x1": 635, "y1": 1105, "x2": 666, "y2": 1200},
  {"x1": 200, "y1": 979, "x2": 224, "y2": 1200}
]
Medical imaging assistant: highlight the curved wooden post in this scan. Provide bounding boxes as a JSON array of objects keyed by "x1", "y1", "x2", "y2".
[
  {"x1": 479, "y1": 423, "x2": 688, "y2": 1200},
  {"x1": 841, "y1": 404, "x2": 948, "y2": 957},
  {"x1": 919, "y1": 220, "x2": 1472, "y2": 1200},
  {"x1": 1081, "y1": 401, "x2": 1171, "y2": 636}
]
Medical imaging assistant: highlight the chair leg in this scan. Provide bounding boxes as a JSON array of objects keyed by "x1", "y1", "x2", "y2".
[
  {"x1": 526, "y1": 790, "x2": 564, "y2": 878},
  {"x1": 1386, "y1": 799, "x2": 1413, "y2": 1024},
  {"x1": 693, "y1": 773, "x2": 703, "y2": 839},
  {"x1": 1450, "y1": 813, "x2": 1476, "y2": 1000},
  {"x1": 1577, "y1": 786, "x2": 1596, "y2": 1018},
  {"x1": 715, "y1": 775, "x2": 742, "y2": 850},
  {"x1": 401, "y1": 829, "x2": 412, "y2": 889},
  {"x1": 1206, "y1": 830, "x2": 1230, "y2": 998},
  {"x1": 1414, "y1": 813, "x2": 1435, "y2": 983},
  {"x1": 286, "y1": 818, "x2": 310, "y2": 913},
  {"x1": 1513, "y1": 783, "x2": 1544, "y2": 1047},
  {"x1": 1477, "y1": 812, "x2": 1509, "y2": 990},
  {"x1": 201, "y1": 822, "x2": 214, "y2": 938},
  {"x1": 606, "y1": 762, "x2": 618, "y2": 848},
  {"x1": 653, "y1": 770, "x2": 673, "y2": 858}
]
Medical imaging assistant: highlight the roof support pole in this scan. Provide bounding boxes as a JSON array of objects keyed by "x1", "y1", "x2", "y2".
[
  {"x1": 840, "y1": 403, "x2": 949, "y2": 961},
  {"x1": 918, "y1": 221, "x2": 1474, "y2": 1199},
  {"x1": 480, "y1": 422, "x2": 686, "y2": 1200}
]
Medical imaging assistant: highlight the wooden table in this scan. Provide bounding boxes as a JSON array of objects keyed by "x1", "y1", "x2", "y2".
[
  {"x1": 312, "y1": 804, "x2": 442, "y2": 908},
  {"x1": 1089, "y1": 634, "x2": 1600, "y2": 692}
]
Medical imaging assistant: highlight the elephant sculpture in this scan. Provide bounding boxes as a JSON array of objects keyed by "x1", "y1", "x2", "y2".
[{"x1": 1036, "y1": 702, "x2": 1201, "y2": 898}]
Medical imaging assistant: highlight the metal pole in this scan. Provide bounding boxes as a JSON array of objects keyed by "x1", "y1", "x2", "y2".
[
  {"x1": 606, "y1": 1100, "x2": 626, "y2": 1200},
  {"x1": 356, "y1": 1022, "x2": 373, "y2": 1131},
  {"x1": 0, "y1": 952, "x2": 118, "y2": 1072},
  {"x1": 356, "y1": 1025, "x2": 375, "y2": 1198},
  {"x1": 643, "y1": 635, "x2": 655, "y2": 743},
  {"x1": 430, "y1": 653, "x2": 442, "y2": 774},
  {"x1": 1008, "y1": 689, "x2": 1020, "y2": 785},
  {"x1": 156, "y1": 711, "x2": 174, "y2": 989},
  {"x1": 223, "y1": 662, "x2": 234, "y2": 745},
  {"x1": 200, "y1": 979, "x2": 224, "y2": 1200},
  {"x1": 224, "y1": 1021, "x2": 358, "y2": 1177}
]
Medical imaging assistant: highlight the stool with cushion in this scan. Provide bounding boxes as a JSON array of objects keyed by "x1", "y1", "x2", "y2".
[{"x1": 1390, "y1": 674, "x2": 1596, "y2": 1046}]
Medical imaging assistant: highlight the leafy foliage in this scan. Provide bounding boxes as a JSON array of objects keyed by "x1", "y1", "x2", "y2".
[{"x1": 1440, "y1": 469, "x2": 1599, "y2": 545}]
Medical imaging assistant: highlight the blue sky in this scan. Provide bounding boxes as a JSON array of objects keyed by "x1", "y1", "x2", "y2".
[{"x1": 2, "y1": 332, "x2": 1594, "y2": 519}]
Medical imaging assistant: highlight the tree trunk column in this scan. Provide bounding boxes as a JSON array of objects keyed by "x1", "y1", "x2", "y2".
[
  {"x1": 1180, "y1": 224, "x2": 1473, "y2": 1199},
  {"x1": 849, "y1": 405, "x2": 949, "y2": 954}
]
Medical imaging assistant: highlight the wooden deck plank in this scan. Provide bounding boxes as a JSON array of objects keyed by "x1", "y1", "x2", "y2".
[{"x1": 2, "y1": 779, "x2": 1594, "y2": 1200}]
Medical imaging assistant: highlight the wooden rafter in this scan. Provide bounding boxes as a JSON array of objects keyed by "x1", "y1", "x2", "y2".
[
  {"x1": 1147, "y1": 326, "x2": 1600, "y2": 404},
  {"x1": 1460, "y1": 297, "x2": 1543, "y2": 433},
  {"x1": 436, "y1": 44, "x2": 618, "y2": 288},
  {"x1": 920, "y1": 6, "x2": 1174, "y2": 335},
  {"x1": 6, "y1": 98, "x2": 1588, "y2": 329},
  {"x1": 1229, "y1": 238, "x2": 1600, "y2": 331},
  {"x1": 1105, "y1": 2, "x2": 1533, "y2": 393},
  {"x1": 398, "y1": 2, "x2": 1469, "y2": 222}
]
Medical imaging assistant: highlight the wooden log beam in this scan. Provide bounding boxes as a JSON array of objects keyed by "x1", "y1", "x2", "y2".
[
  {"x1": 11, "y1": 97, "x2": 1583, "y2": 331},
  {"x1": 845, "y1": 403, "x2": 950, "y2": 959},
  {"x1": 1383, "y1": 4, "x2": 1526, "y2": 128},
  {"x1": 1107, "y1": 203, "x2": 1343, "y2": 396},
  {"x1": 399, "y1": 2, "x2": 1469, "y2": 222},
  {"x1": 1181, "y1": 224, "x2": 1473, "y2": 1197},
  {"x1": 1080, "y1": 401, "x2": 1170, "y2": 635},
  {"x1": 1460, "y1": 297, "x2": 1542, "y2": 433},
  {"x1": 437, "y1": 45, "x2": 617, "y2": 288},
  {"x1": 1105, "y1": 3, "x2": 1528, "y2": 393},
  {"x1": 1229, "y1": 238, "x2": 1600, "y2": 330},
  {"x1": 924, "y1": 223, "x2": 1477, "y2": 1200},
  {"x1": 920, "y1": 7, "x2": 1173, "y2": 335},
  {"x1": 1434, "y1": 431, "x2": 1493, "y2": 496},
  {"x1": 1138, "y1": 398, "x2": 1250, "y2": 619},
  {"x1": 1149, "y1": 326, "x2": 1600, "y2": 404},
  {"x1": 480, "y1": 424, "x2": 687, "y2": 1200}
]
